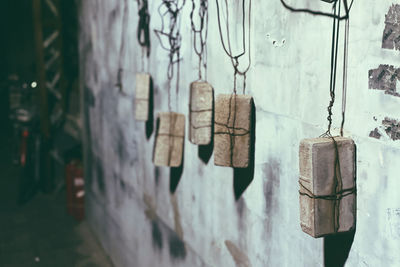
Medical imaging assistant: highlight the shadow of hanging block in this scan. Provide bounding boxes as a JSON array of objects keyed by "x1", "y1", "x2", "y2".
[
  {"x1": 233, "y1": 100, "x2": 256, "y2": 200},
  {"x1": 324, "y1": 229, "x2": 356, "y2": 267},
  {"x1": 145, "y1": 77, "x2": 154, "y2": 139},
  {"x1": 198, "y1": 142, "x2": 213, "y2": 164},
  {"x1": 214, "y1": 94, "x2": 253, "y2": 168},
  {"x1": 189, "y1": 81, "x2": 214, "y2": 145},
  {"x1": 299, "y1": 137, "x2": 356, "y2": 238},
  {"x1": 135, "y1": 73, "x2": 151, "y2": 121},
  {"x1": 153, "y1": 112, "x2": 185, "y2": 167},
  {"x1": 170, "y1": 155, "x2": 184, "y2": 194}
]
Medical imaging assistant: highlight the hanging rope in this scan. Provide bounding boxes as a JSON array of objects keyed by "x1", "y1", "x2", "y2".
[
  {"x1": 340, "y1": 18, "x2": 349, "y2": 137},
  {"x1": 190, "y1": 0, "x2": 208, "y2": 80},
  {"x1": 154, "y1": 0, "x2": 186, "y2": 111},
  {"x1": 215, "y1": 0, "x2": 251, "y2": 94},
  {"x1": 137, "y1": 0, "x2": 151, "y2": 58},
  {"x1": 279, "y1": 0, "x2": 354, "y2": 20},
  {"x1": 214, "y1": 0, "x2": 252, "y2": 167}
]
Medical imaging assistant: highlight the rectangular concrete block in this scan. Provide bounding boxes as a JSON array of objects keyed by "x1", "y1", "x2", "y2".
[
  {"x1": 189, "y1": 81, "x2": 213, "y2": 145},
  {"x1": 153, "y1": 112, "x2": 185, "y2": 167},
  {"x1": 299, "y1": 137, "x2": 356, "y2": 238},
  {"x1": 214, "y1": 94, "x2": 253, "y2": 168},
  {"x1": 135, "y1": 73, "x2": 151, "y2": 121}
]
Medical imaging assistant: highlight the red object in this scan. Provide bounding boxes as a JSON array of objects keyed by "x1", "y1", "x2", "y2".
[
  {"x1": 20, "y1": 130, "x2": 29, "y2": 166},
  {"x1": 65, "y1": 160, "x2": 85, "y2": 221}
]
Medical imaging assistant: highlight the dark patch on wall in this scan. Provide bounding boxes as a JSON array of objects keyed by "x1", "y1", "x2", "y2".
[
  {"x1": 324, "y1": 229, "x2": 356, "y2": 267},
  {"x1": 143, "y1": 193, "x2": 186, "y2": 260},
  {"x1": 151, "y1": 221, "x2": 163, "y2": 251},
  {"x1": 154, "y1": 167, "x2": 161, "y2": 186},
  {"x1": 236, "y1": 198, "x2": 246, "y2": 219},
  {"x1": 94, "y1": 156, "x2": 106, "y2": 195},
  {"x1": 224, "y1": 240, "x2": 251, "y2": 267},
  {"x1": 233, "y1": 100, "x2": 256, "y2": 200},
  {"x1": 382, "y1": 4, "x2": 400, "y2": 51},
  {"x1": 84, "y1": 85, "x2": 96, "y2": 107},
  {"x1": 368, "y1": 64, "x2": 400, "y2": 97},
  {"x1": 170, "y1": 152, "x2": 184, "y2": 194},
  {"x1": 262, "y1": 159, "x2": 281, "y2": 217},
  {"x1": 168, "y1": 233, "x2": 187, "y2": 261},
  {"x1": 145, "y1": 77, "x2": 154, "y2": 139},
  {"x1": 369, "y1": 128, "x2": 381, "y2": 139},
  {"x1": 382, "y1": 117, "x2": 400, "y2": 140}
]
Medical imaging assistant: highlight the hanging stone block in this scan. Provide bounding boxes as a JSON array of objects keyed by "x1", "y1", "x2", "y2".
[
  {"x1": 299, "y1": 137, "x2": 356, "y2": 238},
  {"x1": 214, "y1": 94, "x2": 253, "y2": 168},
  {"x1": 135, "y1": 73, "x2": 151, "y2": 121},
  {"x1": 153, "y1": 112, "x2": 185, "y2": 167},
  {"x1": 189, "y1": 81, "x2": 214, "y2": 145}
]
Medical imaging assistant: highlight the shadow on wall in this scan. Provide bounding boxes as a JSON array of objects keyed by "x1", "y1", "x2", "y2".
[
  {"x1": 170, "y1": 144, "x2": 184, "y2": 194},
  {"x1": 233, "y1": 100, "x2": 256, "y2": 200},
  {"x1": 324, "y1": 229, "x2": 356, "y2": 267},
  {"x1": 145, "y1": 77, "x2": 154, "y2": 139},
  {"x1": 324, "y1": 144, "x2": 357, "y2": 267}
]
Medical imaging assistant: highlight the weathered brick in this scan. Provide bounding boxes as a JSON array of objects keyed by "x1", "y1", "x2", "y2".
[
  {"x1": 153, "y1": 112, "x2": 185, "y2": 167},
  {"x1": 189, "y1": 81, "x2": 213, "y2": 145},
  {"x1": 214, "y1": 94, "x2": 253, "y2": 168},
  {"x1": 299, "y1": 137, "x2": 356, "y2": 238},
  {"x1": 135, "y1": 73, "x2": 151, "y2": 121}
]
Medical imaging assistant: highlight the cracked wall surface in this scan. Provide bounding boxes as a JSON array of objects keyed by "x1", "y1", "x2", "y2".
[{"x1": 78, "y1": 1, "x2": 400, "y2": 266}]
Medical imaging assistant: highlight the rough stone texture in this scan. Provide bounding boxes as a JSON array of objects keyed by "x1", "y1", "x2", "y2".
[
  {"x1": 78, "y1": 1, "x2": 400, "y2": 266},
  {"x1": 153, "y1": 112, "x2": 185, "y2": 167},
  {"x1": 214, "y1": 94, "x2": 253, "y2": 168},
  {"x1": 189, "y1": 81, "x2": 213, "y2": 145},
  {"x1": 369, "y1": 64, "x2": 400, "y2": 97},
  {"x1": 299, "y1": 137, "x2": 356, "y2": 238},
  {"x1": 382, "y1": 4, "x2": 400, "y2": 51},
  {"x1": 135, "y1": 73, "x2": 151, "y2": 121}
]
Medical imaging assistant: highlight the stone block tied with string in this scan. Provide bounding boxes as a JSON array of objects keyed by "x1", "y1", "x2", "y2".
[
  {"x1": 135, "y1": 73, "x2": 151, "y2": 121},
  {"x1": 153, "y1": 112, "x2": 185, "y2": 167},
  {"x1": 189, "y1": 81, "x2": 213, "y2": 145},
  {"x1": 214, "y1": 94, "x2": 253, "y2": 168},
  {"x1": 299, "y1": 137, "x2": 356, "y2": 238}
]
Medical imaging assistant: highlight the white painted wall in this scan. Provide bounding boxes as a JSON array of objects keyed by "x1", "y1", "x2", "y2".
[{"x1": 78, "y1": 0, "x2": 400, "y2": 266}]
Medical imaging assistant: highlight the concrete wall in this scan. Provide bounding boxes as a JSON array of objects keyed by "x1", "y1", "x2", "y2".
[{"x1": 78, "y1": 1, "x2": 400, "y2": 266}]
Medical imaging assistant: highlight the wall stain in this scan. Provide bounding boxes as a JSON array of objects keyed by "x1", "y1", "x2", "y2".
[
  {"x1": 369, "y1": 117, "x2": 400, "y2": 141},
  {"x1": 225, "y1": 240, "x2": 251, "y2": 267},
  {"x1": 151, "y1": 221, "x2": 163, "y2": 251},
  {"x1": 382, "y1": 4, "x2": 400, "y2": 51},
  {"x1": 262, "y1": 159, "x2": 281, "y2": 217},
  {"x1": 382, "y1": 117, "x2": 400, "y2": 140},
  {"x1": 168, "y1": 233, "x2": 187, "y2": 261},
  {"x1": 368, "y1": 64, "x2": 400, "y2": 97},
  {"x1": 143, "y1": 193, "x2": 157, "y2": 220},
  {"x1": 369, "y1": 128, "x2": 382, "y2": 139},
  {"x1": 170, "y1": 194, "x2": 184, "y2": 240}
]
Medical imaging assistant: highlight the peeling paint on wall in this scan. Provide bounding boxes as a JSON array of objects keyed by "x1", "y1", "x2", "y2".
[
  {"x1": 368, "y1": 64, "x2": 400, "y2": 97},
  {"x1": 382, "y1": 117, "x2": 400, "y2": 140},
  {"x1": 382, "y1": 4, "x2": 400, "y2": 51},
  {"x1": 369, "y1": 117, "x2": 400, "y2": 141}
]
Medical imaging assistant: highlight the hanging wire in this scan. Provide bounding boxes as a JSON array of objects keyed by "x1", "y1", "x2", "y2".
[
  {"x1": 154, "y1": 0, "x2": 186, "y2": 110},
  {"x1": 322, "y1": 0, "x2": 341, "y2": 137},
  {"x1": 137, "y1": 0, "x2": 151, "y2": 58},
  {"x1": 340, "y1": 17, "x2": 349, "y2": 136},
  {"x1": 215, "y1": 0, "x2": 251, "y2": 94},
  {"x1": 280, "y1": 0, "x2": 354, "y2": 20},
  {"x1": 190, "y1": 0, "x2": 208, "y2": 80}
]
